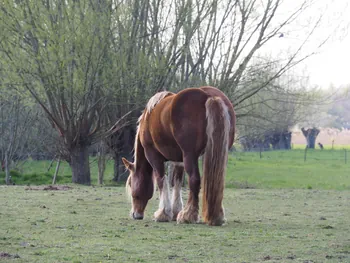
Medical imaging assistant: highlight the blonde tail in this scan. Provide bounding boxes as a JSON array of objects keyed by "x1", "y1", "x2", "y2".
[{"x1": 202, "y1": 97, "x2": 230, "y2": 226}]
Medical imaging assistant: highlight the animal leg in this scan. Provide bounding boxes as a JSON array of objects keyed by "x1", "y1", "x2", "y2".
[
  {"x1": 170, "y1": 164, "x2": 184, "y2": 221},
  {"x1": 154, "y1": 175, "x2": 173, "y2": 222},
  {"x1": 145, "y1": 149, "x2": 173, "y2": 222},
  {"x1": 177, "y1": 156, "x2": 200, "y2": 224}
]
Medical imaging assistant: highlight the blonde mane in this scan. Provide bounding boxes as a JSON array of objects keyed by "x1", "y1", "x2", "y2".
[
  {"x1": 133, "y1": 112, "x2": 144, "y2": 165},
  {"x1": 126, "y1": 92, "x2": 172, "y2": 201},
  {"x1": 125, "y1": 175, "x2": 132, "y2": 202},
  {"x1": 125, "y1": 112, "x2": 145, "y2": 202},
  {"x1": 146, "y1": 91, "x2": 172, "y2": 113},
  {"x1": 134, "y1": 91, "x2": 172, "y2": 163}
]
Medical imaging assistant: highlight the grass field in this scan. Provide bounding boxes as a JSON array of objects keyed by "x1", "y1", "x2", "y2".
[
  {"x1": 1, "y1": 149, "x2": 350, "y2": 262},
  {"x1": 1, "y1": 148, "x2": 350, "y2": 190},
  {"x1": 226, "y1": 149, "x2": 350, "y2": 190},
  {"x1": 1, "y1": 186, "x2": 349, "y2": 263}
]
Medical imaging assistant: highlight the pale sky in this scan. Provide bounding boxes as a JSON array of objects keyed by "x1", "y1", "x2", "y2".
[
  {"x1": 260, "y1": 0, "x2": 350, "y2": 89},
  {"x1": 289, "y1": 0, "x2": 350, "y2": 88},
  {"x1": 305, "y1": 32, "x2": 350, "y2": 88}
]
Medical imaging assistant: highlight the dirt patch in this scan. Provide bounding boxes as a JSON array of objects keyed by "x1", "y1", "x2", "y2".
[
  {"x1": 0, "y1": 252, "x2": 20, "y2": 259},
  {"x1": 232, "y1": 181, "x2": 256, "y2": 189},
  {"x1": 262, "y1": 255, "x2": 271, "y2": 261},
  {"x1": 25, "y1": 185, "x2": 72, "y2": 191}
]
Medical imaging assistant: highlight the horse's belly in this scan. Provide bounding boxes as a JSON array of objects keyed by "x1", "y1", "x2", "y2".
[{"x1": 155, "y1": 140, "x2": 183, "y2": 162}]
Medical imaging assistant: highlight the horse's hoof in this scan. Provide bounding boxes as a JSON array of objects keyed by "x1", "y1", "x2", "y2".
[
  {"x1": 176, "y1": 210, "x2": 198, "y2": 224},
  {"x1": 172, "y1": 214, "x2": 179, "y2": 221},
  {"x1": 206, "y1": 217, "x2": 226, "y2": 226},
  {"x1": 154, "y1": 209, "x2": 172, "y2": 222},
  {"x1": 172, "y1": 209, "x2": 182, "y2": 221}
]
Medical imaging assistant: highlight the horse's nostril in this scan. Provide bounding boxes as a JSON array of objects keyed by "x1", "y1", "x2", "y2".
[{"x1": 132, "y1": 212, "x2": 144, "y2": 220}]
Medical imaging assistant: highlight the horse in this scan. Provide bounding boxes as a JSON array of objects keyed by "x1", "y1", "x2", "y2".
[{"x1": 122, "y1": 86, "x2": 236, "y2": 226}]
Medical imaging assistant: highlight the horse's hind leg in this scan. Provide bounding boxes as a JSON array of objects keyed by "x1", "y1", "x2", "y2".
[
  {"x1": 169, "y1": 163, "x2": 184, "y2": 221},
  {"x1": 145, "y1": 149, "x2": 173, "y2": 222},
  {"x1": 177, "y1": 155, "x2": 200, "y2": 224}
]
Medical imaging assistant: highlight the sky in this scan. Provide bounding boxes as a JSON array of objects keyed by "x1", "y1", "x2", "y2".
[
  {"x1": 305, "y1": 32, "x2": 350, "y2": 88},
  {"x1": 262, "y1": 0, "x2": 350, "y2": 89},
  {"x1": 290, "y1": 0, "x2": 350, "y2": 88}
]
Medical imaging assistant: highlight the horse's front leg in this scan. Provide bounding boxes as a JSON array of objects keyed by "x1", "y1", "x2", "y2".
[
  {"x1": 177, "y1": 156, "x2": 200, "y2": 224},
  {"x1": 153, "y1": 170, "x2": 173, "y2": 222},
  {"x1": 170, "y1": 163, "x2": 184, "y2": 221},
  {"x1": 145, "y1": 149, "x2": 173, "y2": 222},
  {"x1": 145, "y1": 148, "x2": 173, "y2": 222}
]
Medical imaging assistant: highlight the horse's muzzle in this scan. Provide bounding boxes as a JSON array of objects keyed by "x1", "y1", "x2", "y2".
[{"x1": 132, "y1": 212, "x2": 144, "y2": 220}]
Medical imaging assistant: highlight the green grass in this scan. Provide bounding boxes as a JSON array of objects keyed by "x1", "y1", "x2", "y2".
[
  {"x1": 1, "y1": 149, "x2": 350, "y2": 262},
  {"x1": 0, "y1": 186, "x2": 349, "y2": 262},
  {"x1": 0, "y1": 158, "x2": 121, "y2": 186},
  {"x1": 1, "y1": 149, "x2": 350, "y2": 191},
  {"x1": 292, "y1": 144, "x2": 350, "y2": 150},
  {"x1": 227, "y1": 149, "x2": 350, "y2": 190}
]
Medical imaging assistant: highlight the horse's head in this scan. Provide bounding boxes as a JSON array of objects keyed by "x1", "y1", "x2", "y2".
[{"x1": 122, "y1": 157, "x2": 154, "y2": 220}]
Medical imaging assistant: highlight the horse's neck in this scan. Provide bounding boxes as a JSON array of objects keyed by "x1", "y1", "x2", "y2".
[{"x1": 135, "y1": 136, "x2": 152, "y2": 172}]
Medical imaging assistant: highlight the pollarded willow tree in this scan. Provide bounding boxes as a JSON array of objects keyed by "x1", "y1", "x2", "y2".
[
  {"x1": 0, "y1": 0, "x2": 128, "y2": 184},
  {"x1": 236, "y1": 63, "x2": 318, "y2": 132},
  {"x1": 100, "y1": 0, "x2": 248, "y2": 181},
  {"x1": 0, "y1": 91, "x2": 38, "y2": 185},
  {"x1": 0, "y1": 0, "x2": 223, "y2": 184},
  {"x1": 327, "y1": 86, "x2": 350, "y2": 129},
  {"x1": 235, "y1": 67, "x2": 319, "y2": 150}
]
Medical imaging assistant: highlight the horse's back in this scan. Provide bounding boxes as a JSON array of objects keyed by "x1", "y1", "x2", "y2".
[
  {"x1": 145, "y1": 93, "x2": 183, "y2": 161},
  {"x1": 145, "y1": 86, "x2": 235, "y2": 161},
  {"x1": 171, "y1": 88, "x2": 209, "y2": 157}
]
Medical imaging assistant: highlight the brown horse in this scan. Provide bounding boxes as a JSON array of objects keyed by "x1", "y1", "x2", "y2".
[{"x1": 122, "y1": 86, "x2": 235, "y2": 226}]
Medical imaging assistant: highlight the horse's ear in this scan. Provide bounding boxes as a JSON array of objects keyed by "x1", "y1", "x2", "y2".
[{"x1": 122, "y1": 157, "x2": 134, "y2": 171}]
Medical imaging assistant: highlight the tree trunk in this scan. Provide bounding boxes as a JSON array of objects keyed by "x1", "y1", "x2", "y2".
[
  {"x1": 113, "y1": 153, "x2": 120, "y2": 182},
  {"x1": 69, "y1": 146, "x2": 91, "y2": 185},
  {"x1": 307, "y1": 136, "x2": 316, "y2": 149},
  {"x1": 5, "y1": 153, "x2": 10, "y2": 185},
  {"x1": 301, "y1": 128, "x2": 320, "y2": 149},
  {"x1": 112, "y1": 151, "x2": 131, "y2": 182},
  {"x1": 98, "y1": 149, "x2": 106, "y2": 185}
]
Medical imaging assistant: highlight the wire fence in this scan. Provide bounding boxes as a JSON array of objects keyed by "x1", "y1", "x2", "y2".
[{"x1": 230, "y1": 147, "x2": 350, "y2": 164}]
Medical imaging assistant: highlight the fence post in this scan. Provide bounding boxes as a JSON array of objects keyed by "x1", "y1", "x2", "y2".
[
  {"x1": 259, "y1": 147, "x2": 262, "y2": 159},
  {"x1": 345, "y1": 149, "x2": 347, "y2": 164},
  {"x1": 52, "y1": 157, "x2": 61, "y2": 185},
  {"x1": 47, "y1": 154, "x2": 57, "y2": 171},
  {"x1": 304, "y1": 147, "x2": 307, "y2": 162}
]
